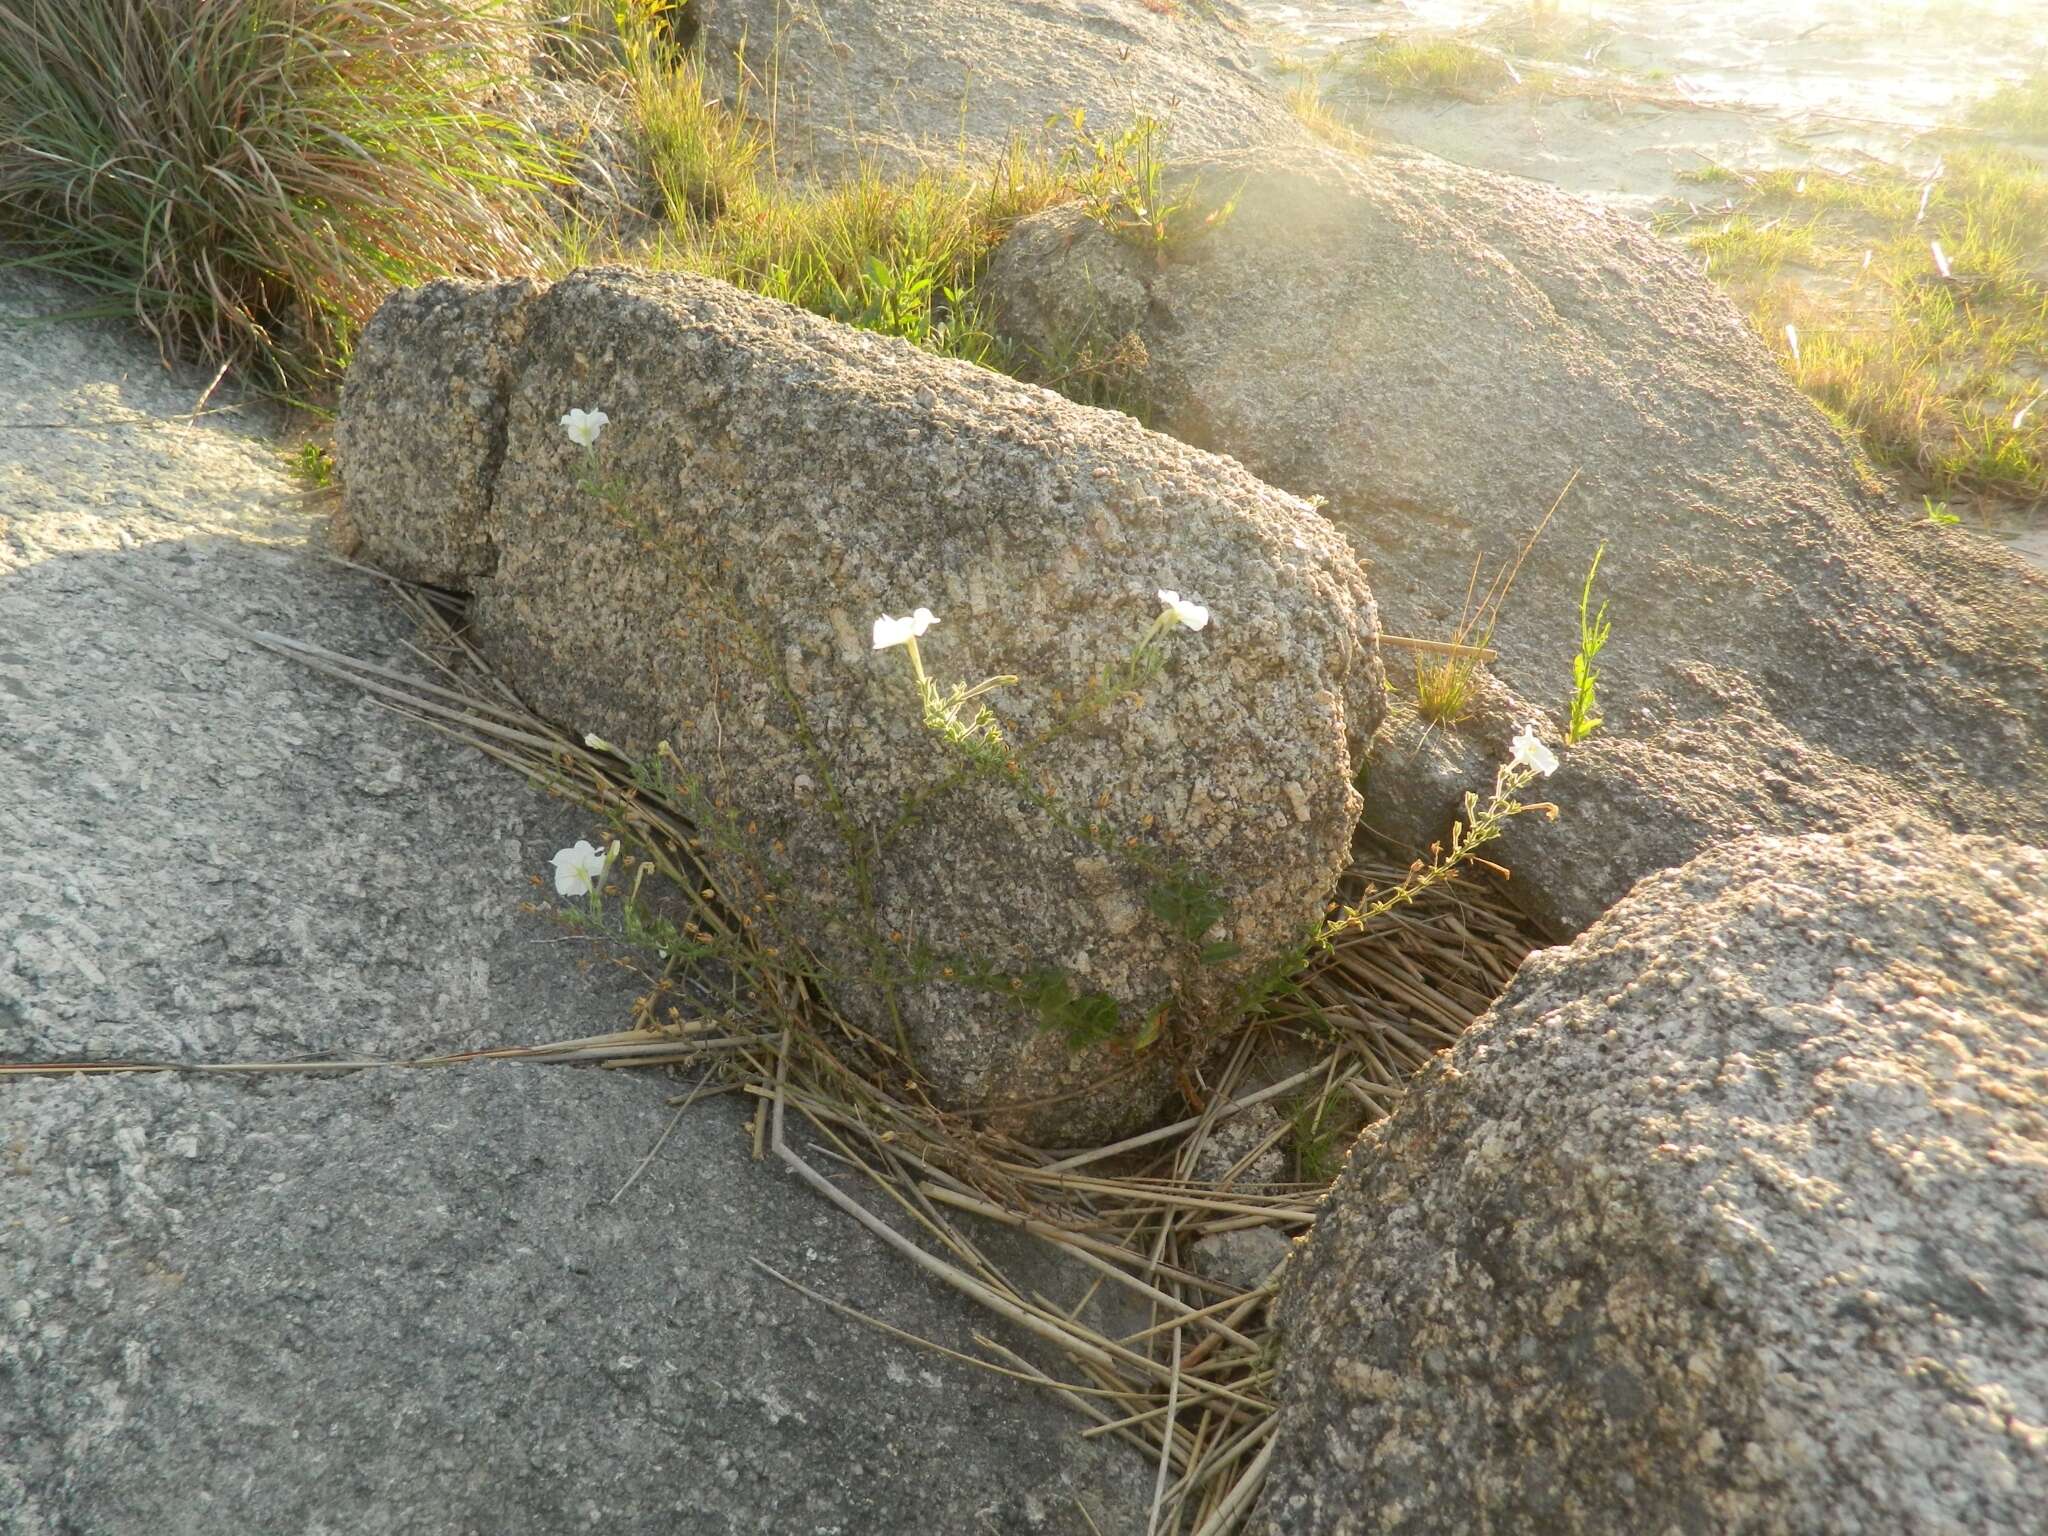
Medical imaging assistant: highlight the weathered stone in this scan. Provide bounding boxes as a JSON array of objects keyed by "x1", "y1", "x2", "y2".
[
  {"x1": 1190, "y1": 1099, "x2": 1290, "y2": 1188},
  {"x1": 2, "y1": 1066, "x2": 1150, "y2": 1536},
  {"x1": 1262, "y1": 829, "x2": 2048, "y2": 1536},
  {"x1": 691, "y1": 0, "x2": 1305, "y2": 180},
  {"x1": 0, "y1": 268, "x2": 1149, "y2": 1535},
  {"x1": 339, "y1": 267, "x2": 1385, "y2": 1141},
  {"x1": 1188, "y1": 1226, "x2": 1292, "y2": 1293},
  {"x1": 334, "y1": 275, "x2": 537, "y2": 586},
  {"x1": 990, "y1": 142, "x2": 2048, "y2": 937}
]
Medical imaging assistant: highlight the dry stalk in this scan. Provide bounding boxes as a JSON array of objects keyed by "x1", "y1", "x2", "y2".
[{"x1": 93, "y1": 562, "x2": 1542, "y2": 1534}]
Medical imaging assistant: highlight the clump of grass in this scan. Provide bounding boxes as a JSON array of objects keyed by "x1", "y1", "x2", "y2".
[
  {"x1": 633, "y1": 51, "x2": 767, "y2": 221},
  {"x1": 0, "y1": 0, "x2": 564, "y2": 394},
  {"x1": 631, "y1": 136, "x2": 1069, "y2": 368},
  {"x1": 1685, "y1": 215, "x2": 1819, "y2": 280},
  {"x1": 1414, "y1": 553, "x2": 1496, "y2": 727},
  {"x1": 1339, "y1": 35, "x2": 1516, "y2": 99},
  {"x1": 1415, "y1": 473, "x2": 1575, "y2": 727},
  {"x1": 1970, "y1": 71, "x2": 2048, "y2": 139},
  {"x1": 1284, "y1": 74, "x2": 1374, "y2": 156},
  {"x1": 602, "y1": 36, "x2": 1213, "y2": 395},
  {"x1": 1016, "y1": 321, "x2": 1153, "y2": 419},
  {"x1": 1664, "y1": 147, "x2": 2048, "y2": 506}
]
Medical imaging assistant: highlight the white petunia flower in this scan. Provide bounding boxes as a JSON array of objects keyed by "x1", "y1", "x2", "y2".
[
  {"x1": 551, "y1": 839, "x2": 610, "y2": 897},
  {"x1": 1510, "y1": 724, "x2": 1559, "y2": 779},
  {"x1": 872, "y1": 607, "x2": 939, "y2": 650},
  {"x1": 561, "y1": 407, "x2": 610, "y2": 447},
  {"x1": 583, "y1": 732, "x2": 614, "y2": 753},
  {"x1": 1157, "y1": 590, "x2": 1210, "y2": 631}
]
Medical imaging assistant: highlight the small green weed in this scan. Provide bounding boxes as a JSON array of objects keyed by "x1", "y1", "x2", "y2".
[
  {"x1": 1058, "y1": 109, "x2": 1239, "y2": 259},
  {"x1": 288, "y1": 441, "x2": 336, "y2": 491},
  {"x1": 1288, "y1": 1093, "x2": 1356, "y2": 1184},
  {"x1": 1565, "y1": 544, "x2": 1609, "y2": 745}
]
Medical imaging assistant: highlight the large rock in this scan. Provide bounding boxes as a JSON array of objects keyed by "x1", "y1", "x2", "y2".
[
  {"x1": 0, "y1": 269, "x2": 1147, "y2": 1533},
  {"x1": 3, "y1": 1066, "x2": 1148, "y2": 1536},
  {"x1": 338, "y1": 268, "x2": 1385, "y2": 1142},
  {"x1": 1262, "y1": 829, "x2": 2048, "y2": 1536},
  {"x1": 691, "y1": 0, "x2": 1304, "y2": 179},
  {"x1": 990, "y1": 142, "x2": 2048, "y2": 937}
]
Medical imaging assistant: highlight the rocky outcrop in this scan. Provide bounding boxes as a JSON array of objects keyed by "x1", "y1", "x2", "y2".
[
  {"x1": 0, "y1": 269, "x2": 1147, "y2": 1534},
  {"x1": 990, "y1": 142, "x2": 2048, "y2": 937},
  {"x1": 1262, "y1": 829, "x2": 2048, "y2": 1536},
  {"x1": 2, "y1": 1066, "x2": 1150, "y2": 1536},
  {"x1": 691, "y1": 0, "x2": 1305, "y2": 179},
  {"x1": 338, "y1": 267, "x2": 1385, "y2": 1142}
]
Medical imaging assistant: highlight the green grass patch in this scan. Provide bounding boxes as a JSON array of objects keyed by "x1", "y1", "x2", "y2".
[
  {"x1": 1665, "y1": 146, "x2": 2048, "y2": 506},
  {"x1": 0, "y1": 0, "x2": 565, "y2": 395},
  {"x1": 1970, "y1": 72, "x2": 2048, "y2": 139},
  {"x1": 288, "y1": 440, "x2": 336, "y2": 490},
  {"x1": 1336, "y1": 36, "x2": 1517, "y2": 100},
  {"x1": 1685, "y1": 214, "x2": 1820, "y2": 280},
  {"x1": 629, "y1": 120, "x2": 1072, "y2": 369},
  {"x1": 597, "y1": 39, "x2": 1221, "y2": 402},
  {"x1": 1283, "y1": 74, "x2": 1374, "y2": 156}
]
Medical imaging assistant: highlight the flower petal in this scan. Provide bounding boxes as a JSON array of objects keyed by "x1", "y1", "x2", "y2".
[
  {"x1": 1509, "y1": 725, "x2": 1559, "y2": 778},
  {"x1": 551, "y1": 845, "x2": 594, "y2": 896}
]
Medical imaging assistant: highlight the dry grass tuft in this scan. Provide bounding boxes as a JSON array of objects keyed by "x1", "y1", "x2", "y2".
[
  {"x1": 95, "y1": 562, "x2": 1540, "y2": 1535},
  {"x1": 0, "y1": 0, "x2": 563, "y2": 394}
]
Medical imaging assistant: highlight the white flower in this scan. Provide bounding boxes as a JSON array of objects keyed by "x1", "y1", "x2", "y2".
[
  {"x1": 1510, "y1": 725, "x2": 1559, "y2": 779},
  {"x1": 1158, "y1": 589, "x2": 1210, "y2": 631},
  {"x1": 551, "y1": 839, "x2": 610, "y2": 897},
  {"x1": 561, "y1": 407, "x2": 609, "y2": 447},
  {"x1": 583, "y1": 732, "x2": 614, "y2": 753},
  {"x1": 872, "y1": 607, "x2": 939, "y2": 650}
]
